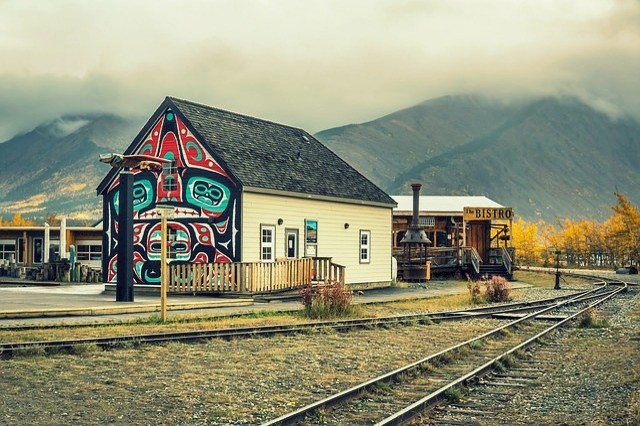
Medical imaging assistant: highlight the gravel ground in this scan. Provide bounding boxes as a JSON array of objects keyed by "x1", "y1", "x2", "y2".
[
  {"x1": 0, "y1": 277, "x2": 637, "y2": 425},
  {"x1": 428, "y1": 283, "x2": 640, "y2": 425},
  {"x1": 0, "y1": 319, "x2": 504, "y2": 425}
]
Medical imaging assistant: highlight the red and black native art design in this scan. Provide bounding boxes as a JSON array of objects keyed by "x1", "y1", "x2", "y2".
[{"x1": 103, "y1": 108, "x2": 240, "y2": 284}]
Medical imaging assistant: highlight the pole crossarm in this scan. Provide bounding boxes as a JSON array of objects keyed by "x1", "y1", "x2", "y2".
[{"x1": 99, "y1": 153, "x2": 171, "y2": 172}]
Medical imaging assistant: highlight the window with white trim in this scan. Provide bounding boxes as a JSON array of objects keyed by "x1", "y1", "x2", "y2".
[
  {"x1": 261, "y1": 225, "x2": 275, "y2": 262},
  {"x1": 33, "y1": 237, "x2": 43, "y2": 264},
  {"x1": 359, "y1": 230, "x2": 371, "y2": 263},
  {"x1": 76, "y1": 240, "x2": 102, "y2": 261},
  {"x1": 0, "y1": 240, "x2": 16, "y2": 261}
]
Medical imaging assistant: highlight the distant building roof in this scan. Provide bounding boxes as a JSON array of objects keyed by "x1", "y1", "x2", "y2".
[
  {"x1": 0, "y1": 225, "x2": 102, "y2": 232},
  {"x1": 97, "y1": 97, "x2": 395, "y2": 207},
  {"x1": 392, "y1": 195, "x2": 504, "y2": 215}
]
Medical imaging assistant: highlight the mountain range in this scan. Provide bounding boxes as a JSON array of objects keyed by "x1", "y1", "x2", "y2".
[
  {"x1": 0, "y1": 95, "x2": 638, "y2": 223},
  {"x1": 316, "y1": 95, "x2": 640, "y2": 222},
  {"x1": 0, "y1": 114, "x2": 144, "y2": 220}
]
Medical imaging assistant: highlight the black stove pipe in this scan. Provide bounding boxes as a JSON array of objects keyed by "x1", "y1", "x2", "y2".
[{"x1": 411, "y1": 183, "x2": 421, "y2": 227}]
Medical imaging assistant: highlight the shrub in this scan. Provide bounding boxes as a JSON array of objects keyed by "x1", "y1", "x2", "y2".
[
  {"x1": 579, "y1": 308, "x2": 608, "y2": 328},
  {"x1": 467, "y1": 281, "x2": 483, "y2": 303},
  {"x1": 299, "y1": 281, "x2": 356, "y2": 319},
  {"x1": 484, "y1": 276, "x2": 512, "y2": 302},
  {"x1": 444, "y1": 386, "x2": 463, "y2": 403},
  {"x1": 468, "y1": 276, "x2": 512, "y2": 303}
]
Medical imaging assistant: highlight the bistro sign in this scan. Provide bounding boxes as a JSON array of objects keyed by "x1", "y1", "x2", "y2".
[{"x1": 464, "y1": 207, "x2": 513, "y2": 221}]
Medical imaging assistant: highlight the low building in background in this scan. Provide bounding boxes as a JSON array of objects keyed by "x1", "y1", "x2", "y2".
[
  {"x1": 392, "y1": 195, "x2": 514, "y2": 280},
  {"x1": 0, "y1": 220, "x2": 103, "y2": 280}
]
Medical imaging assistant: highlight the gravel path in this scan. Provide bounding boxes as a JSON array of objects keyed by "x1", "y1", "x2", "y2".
[{"x1": 427, "y1": 284, "x2": 640, "y2": 425}]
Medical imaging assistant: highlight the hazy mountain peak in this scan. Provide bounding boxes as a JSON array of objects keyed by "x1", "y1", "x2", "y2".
[{"x1": 316, "y1": 94, "x2": 640, "y2": 222}]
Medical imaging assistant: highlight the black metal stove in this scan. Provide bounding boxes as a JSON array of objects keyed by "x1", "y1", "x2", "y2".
[{"x1": 399, "y1": 183, "x2": 432, "y2": 282}]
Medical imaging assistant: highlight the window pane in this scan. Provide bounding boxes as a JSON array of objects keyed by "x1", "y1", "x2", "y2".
[{"x1": 359, "y1": 231, "x2": 370, "y2": 263}]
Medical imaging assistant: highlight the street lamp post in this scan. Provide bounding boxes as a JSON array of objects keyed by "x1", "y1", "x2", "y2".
[
  {"x1": 99, "y1": 153, "x2": 170, "y2": 303},
  {"x1": 554, "y1": 250, "x2": 562, "y2": 290},
  {"x1": 116, "y1": 169, "x2": 134, "y2": 302}
]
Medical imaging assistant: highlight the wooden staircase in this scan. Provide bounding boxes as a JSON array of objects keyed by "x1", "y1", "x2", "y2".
[{"x1": 479, "y1": 264, "x2": 513, "y2": 280}]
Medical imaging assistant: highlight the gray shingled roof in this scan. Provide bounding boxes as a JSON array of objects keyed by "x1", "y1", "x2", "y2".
[{"x1": 167, "y1": 97, "x2": 395, "y2": 206}]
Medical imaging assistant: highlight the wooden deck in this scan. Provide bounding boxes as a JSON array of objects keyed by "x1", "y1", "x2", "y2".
[
  {"x1": 395, "y1": 246, "x2": 512, "y2": 280},
  {"x1": 168, "y1": 257, "x2": 345, "y2": 294}
]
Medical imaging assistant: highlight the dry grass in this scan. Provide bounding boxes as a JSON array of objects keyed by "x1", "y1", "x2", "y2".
[
  {"x1": 0, "y1": 319, "x2": 502, "y2": 425},
  {"x1": 0, "y1": 312, "x2": 306, "y2": 344},
  {"x1": 0, "y1": 272, "x2": 596, "y2": 345},
  {"x1": 0, "y1": 282, "x2": 475, "y2": 344}
]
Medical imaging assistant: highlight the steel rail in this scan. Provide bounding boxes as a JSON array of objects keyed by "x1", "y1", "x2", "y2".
[
  {"x1": 262, "y1": 281, "x2": 609, "y2": 425},
  {"x1": 376, "y1": 279, "x2": 628, "y2": 425},
  {"x1": 0, "y1": 287, "x2": 598, "y2": 358}
]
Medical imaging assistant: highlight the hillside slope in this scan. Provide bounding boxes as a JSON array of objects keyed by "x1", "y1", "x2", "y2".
[
  {"x1": 317, "y1": 95, "x2": 640, "y2": 222},
  {"x1": 0, "y1": 115, "x2": 143, "y2": 219}
]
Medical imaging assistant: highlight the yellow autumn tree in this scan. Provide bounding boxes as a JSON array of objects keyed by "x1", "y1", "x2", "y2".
[
  {"x1": 9, "y1": 213, "x2": 35, "y2": 226},
  {"x1": 602, "y1": 214, "x2": 626, "y2": 267},
  {"x1": 511, "y1": 217, "x2": 544, "y2": 265},
  {"x1": 610, "y1": 192, "x2": 640, "y2": 265}
]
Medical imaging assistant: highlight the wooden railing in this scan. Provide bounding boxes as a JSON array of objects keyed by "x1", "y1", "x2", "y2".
[
  {"x1": 168, "y1": 257, "x2": 345, "y2": 294},
  {"x1": 463, "y1": 247, "x2": 482, "y2": 275},
  {"x1": 312, "y1": 257, "x2": 346, "y2": 285}
]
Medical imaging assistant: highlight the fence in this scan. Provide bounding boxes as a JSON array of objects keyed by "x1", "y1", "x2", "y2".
[{"x1": 168, "y1": 257, "x2": 345, "y2": 294}]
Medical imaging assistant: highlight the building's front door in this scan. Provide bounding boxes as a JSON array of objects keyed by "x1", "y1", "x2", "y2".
[
  {"x1": 468, "y1": 221, "x2": 491, "y2": 262},
  {"x1": 285, "y1": 229, "x2": 298, "y2": 259}
]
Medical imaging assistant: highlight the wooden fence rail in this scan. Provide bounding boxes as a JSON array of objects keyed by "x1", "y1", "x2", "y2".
[{"x1": 168, "y1": 257, "x2": 344, "y2": 294}]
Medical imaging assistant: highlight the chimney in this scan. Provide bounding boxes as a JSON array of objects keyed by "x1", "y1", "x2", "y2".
[
  {"x1": 400, "y1": 183, "x2": 431, "y2": 245},
  {"x1": 411, "y1": 183, "x2": 421, "y2": 227}
]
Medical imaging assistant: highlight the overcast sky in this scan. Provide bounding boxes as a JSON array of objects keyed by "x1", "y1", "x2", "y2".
[{"x1": 0, "y1": 0, "x2": 638, "y2": 141}]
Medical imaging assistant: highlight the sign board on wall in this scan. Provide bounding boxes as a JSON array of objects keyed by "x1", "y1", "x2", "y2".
[
  {"x1": 305, "y1": 219, "x2": 317, "y2": 257},
  {"x1": 463, "y1": 207, "x2": 514, "y2": 221}
]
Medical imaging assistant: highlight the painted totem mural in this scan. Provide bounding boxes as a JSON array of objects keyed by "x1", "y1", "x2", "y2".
[{"x1": 103, "y1": 108, "x2": 241, "y2": 284}]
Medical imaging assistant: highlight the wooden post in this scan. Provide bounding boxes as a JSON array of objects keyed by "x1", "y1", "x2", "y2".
[
  {"x1": 157, "y1": 205, "x2": 174, "y2": 322},
  {"x1": 160, "y1": 213, "x2": 168, "y2": 322}
]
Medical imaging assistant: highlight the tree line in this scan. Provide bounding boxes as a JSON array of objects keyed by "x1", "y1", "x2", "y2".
[{"x1": 512, "y1": 193, "x2": 639, "y2": 268}]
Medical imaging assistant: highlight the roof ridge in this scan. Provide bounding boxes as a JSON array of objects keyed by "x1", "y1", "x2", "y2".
[{"x1": 167, "y1": 96, "x2": 306, "y2": 133}]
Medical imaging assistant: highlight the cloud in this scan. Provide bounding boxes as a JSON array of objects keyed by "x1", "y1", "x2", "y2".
[{"x1": 0, "y1": 0, "x2": 638, "y2": 140}]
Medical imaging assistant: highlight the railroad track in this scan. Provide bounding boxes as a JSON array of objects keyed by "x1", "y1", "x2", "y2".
[
  {"x1": 262, "y1": 278, "x2": 627, "y2": 425},
  {"x1": 0, "y1": 284, "x2": 602, "y2": 359}
]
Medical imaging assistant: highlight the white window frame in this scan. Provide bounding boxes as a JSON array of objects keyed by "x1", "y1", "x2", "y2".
[
  {"x1": 0, "y1": 239, "x2": 16, "y2": 261},
  {"x1": 33, "y1": 237, "x2": 44, "y2": 264},
  {"x1": 76, "y1": 240, "x2": 103, "y2": 261},
  {"x1": 261, "y1": 225, "x2": 276, "y2": 262},
  {"x1": 162, "y1": 160, "x2": 178, "y2": 192},
  {"x1": 359, "y1": 230, "x2": 371, "y2": 264}
]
